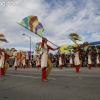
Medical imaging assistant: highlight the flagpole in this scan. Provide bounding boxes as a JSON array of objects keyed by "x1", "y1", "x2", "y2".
[{"x1": 17, "y1": 22, "x2": 59, "y2": 47}]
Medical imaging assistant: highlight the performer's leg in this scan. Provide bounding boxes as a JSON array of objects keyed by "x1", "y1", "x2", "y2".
[
  {"x1": 75, "y1": 65, "x2": 77, "y2": 72},
  {"x1": 76, "y1": 65, "x2": 80, "y2": 72},
  {"x1": 60, "y1": 65, "x2": 62, "y2": 69},
  {"x1": 46, "y1": 57, "x2": 52, "y2": 77},
  {"x1": 36, "y1": 65, "x2": 39, "y2": 69},
  {"x1": 88, "y1": 64, "x2": 91, "y2": 69},
  {"x1": 16, "y1": 66, "x2": 18, "y2": 70},
  {"x1": 42, "y1": 67, "x2": 46, "y2": 80},
  {"x1": 15, "y1": 66, "x2": 16, "y2": 70},
  {"x1": 72, "y1": 64, "x2": 74, "y2": 68},
  {"x1": 0, "y1": 68, "x2": 2, "y2": 76},
  {"x1": 70, "y1": 64, "x2": 73, "y2": 68},
  {"x1": 2, "y1": 67, "x2": 5, "y2": 76},
  {"x1": 98, "y1": 64, "x2": 100, "y2": 67},
  {"x1": 24, "y1": 65, "x2": 26, "y2": 69},
  {"x1": 15, "y1": 66, "x2": 17, "y2": 70}
]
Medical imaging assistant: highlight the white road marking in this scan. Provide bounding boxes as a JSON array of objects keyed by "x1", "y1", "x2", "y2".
[{"x1": 6, "y1": 74, "x2": 57, "y2": 80}]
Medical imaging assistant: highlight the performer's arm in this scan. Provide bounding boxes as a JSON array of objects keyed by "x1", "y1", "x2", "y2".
[
  {"x1": 41, "y1": 38, "x2": 45, "y2": 47},
  {"x1": 47, "y1": 45, "x2": 59, "y2": 51},
  {"x1": 47, "y1": 45, "x2": 55, "y2": 51}
]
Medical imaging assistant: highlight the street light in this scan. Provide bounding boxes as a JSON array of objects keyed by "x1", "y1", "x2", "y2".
[
  {"x1": 23, "y1": 34, "x2": 31, "y2": 59},
  {"x1": 26, "y1": 41, "x2": 34, "y2": 56}
]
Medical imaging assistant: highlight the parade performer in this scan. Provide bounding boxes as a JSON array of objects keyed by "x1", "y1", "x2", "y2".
[
  {"x1": 41, "y1": 37, "x2": 59, "y2": 82},
  {"x1": 22, "y1": 55, "x2": 26, "y2": 69},
  {"x1": 0, "y1": 48, "x2": 4, "y2": 76},
  {"x1": 87, "y1": 50, "x2": 92, "y2": 69},
  {"x1": 3, "y1": 49, "x2": 10, "y2": 75},
  {"x1": 73, "y1": 47, "x2": 82, "y2": 72},
  {"x1": 59, "y1": 54, "x2": 63, "y2": 69},
  {"x1": 14, "y1": 56, "x2": 18, "y2": 70},
  {"x1": 36, "y1": 55, "x2": 40, "y2": 69},
  {"x1": 69, "y1": 54, "x2": 74, "y2": 68},
  {"x1": 28, "y1": 59, "x2": 32, "y2": 68},
  {"x1": 96, "y1": 53, "x2": 100, "y2": 67}
]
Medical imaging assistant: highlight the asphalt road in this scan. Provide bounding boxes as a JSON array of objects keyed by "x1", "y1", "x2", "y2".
[{"x1": 0, "y1": 67, "x2": 100, "y2": 100}]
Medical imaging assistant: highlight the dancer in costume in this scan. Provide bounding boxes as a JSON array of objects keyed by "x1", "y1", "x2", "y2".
[
  {"x1": 87, "y1": 50, "x2": 92, "y2": 69},
  {"x1": 2, "y1": 49, "x2": 10, "y2": 75},
  {"x1": 96, "y1": 53, "x2": 100, "y2": 67},
  {"x1": 73, "y1": 46, "x2": 82, "y2": 72},
  {"x1": 22, "y1": 55, "x2": 26, "y2": 69},
  {"x1": 41, "y1": 37, "x2": 59, "y2": 82},
  {"x1": 36, "y1": 55, "x2": 40, "y2": 69},
  {"x1": 14, "y1": 56, "x2": 18, "y2": 70},
  {"x1": 0, "y1": 48, "x2": 4, "y2": 76},
  {"x1": 69, "y1": 54, "x2": 74, "y2": 68},
  {"x1": 59, "y1": 54, "x2": 63, "y2": 69}
]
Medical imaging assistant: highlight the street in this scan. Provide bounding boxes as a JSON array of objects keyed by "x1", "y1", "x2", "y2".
[{"x1": 0, "y1": 67, "x2": 100, "y2": 100}]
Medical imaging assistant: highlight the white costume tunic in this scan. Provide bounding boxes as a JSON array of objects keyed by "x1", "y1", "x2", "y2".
[
  {"x1": 0, "y1": 52, "x2": 5, "y2": 68},
  {"x1": 22, "y1": 55, "x2": 26, "y2": 66},
  {"x1": 74, "y1": 51, "x2": 80, "y2": 66},
  {"x1": 41, "y1": 43, "x2": 54, "y2": 68},
  {"x1": 59, "y1": 56, "x2": 62, "y2": 65},
  {"x1": 14, "y1": 57, "x2": 18, "y2": 66},
  {"x1": 22, "y1": 59, "x2": 26, "y2": 66},
  {"x1": 69, "y1": 56, "x2": 73, "y2": 64},
  {"x1": 88, "y1": 55, "x2": 92, "y2": 64},
  {"x1": 96, "y1": 55, "x2": 100, "y2": 64}
]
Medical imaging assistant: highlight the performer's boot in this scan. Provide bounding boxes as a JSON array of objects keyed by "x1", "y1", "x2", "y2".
[
  {"x1": 42, "y1": 67, "x2": 48, "y2": 82},
  {"x1": 24, "y1": 65, "x2": 26, "y2": 69},
  {"x1": 70, "y1": 64, "x2": 73, "y2": 68},
  {"x1": 0, "y1": 68, "x2": 1, "y2": 76},
  {"x1": 2, "y1": 68, "x2": 5, "y2": 76},
  {"x1": 60, "y1": 65, "x2": 62, "y2": 69},
  {"x1": 36, "y1": 65, "x2": 39, "y2": 69},
  {"x1": 15, "y1": 66, "x2": 16, "y2": 70},
  {"x1": 76, "y1": 65, "x2": 79, "y2": 72},
  {"x1": 88, "y1": 64, "x2": 91, "y2": 69},
  {"x1": 98, "y1": 64, "x2": 100, "y2": 68},
  {"x1": 59, "y1": 65, "x2": 62, "y2": 69},
  {"x1": 15, "y1": 66, "x2": 17, "y2": 70}
]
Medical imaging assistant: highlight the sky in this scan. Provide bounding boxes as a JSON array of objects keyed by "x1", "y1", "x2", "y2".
[{"x1": 0, "y1": 0, "x2": 100, "y2": 54}]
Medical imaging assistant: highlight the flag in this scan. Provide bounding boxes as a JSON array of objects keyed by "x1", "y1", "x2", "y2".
[
  {"x1": 19, "y1": 15, "x2": 44, "y2": 36},
  {"x1": 6, "y1": 48, "x2": 10, "y2": 54},
  {"x1": 34, "y1": 42, "x2": 42, "y2": 54},
  {"x1": 68, "y1": 33, "x2": 82, "y2": 44},
  {"x1": 83, "y1": 42, "x2": 90, "y2": 51},
  {"x1": 0, "y1": 34, "x2": 9, "y2": 43}
]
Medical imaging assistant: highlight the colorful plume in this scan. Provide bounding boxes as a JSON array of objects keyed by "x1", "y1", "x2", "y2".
[
  {"x1": 68, "y1": 33, "x2": 82, "y2": 44},
  {"x1": 19, "y1": 15, "x2": 44, "y2": 36},
  {"x1": 0, "y1": 34, "x2": 9, "y2": 43}
]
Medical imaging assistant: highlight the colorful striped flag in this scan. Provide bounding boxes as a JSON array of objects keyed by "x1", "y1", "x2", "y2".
[
  {"x1": 0, "y1": 34, "x2": 9, "y2": 43},
  {"x1": 83, "y1": 42, "x2": 90, "y2": 51},
  {"x1": 68, "y1": 33, "x2": 82, "y2": 44},
  {"x1": 19, "y1": 15, "x2": 44, "y2": 36}
]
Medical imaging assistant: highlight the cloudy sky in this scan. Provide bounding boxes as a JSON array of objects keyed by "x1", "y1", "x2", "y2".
[{"x1": 0, "y1": 0, "x2": 100, "y2": 53}]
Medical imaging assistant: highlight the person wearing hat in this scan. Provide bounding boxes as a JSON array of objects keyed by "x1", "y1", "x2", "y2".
[{"x1": 41, "y1": 37, "x2": 59, "y2": 82}]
